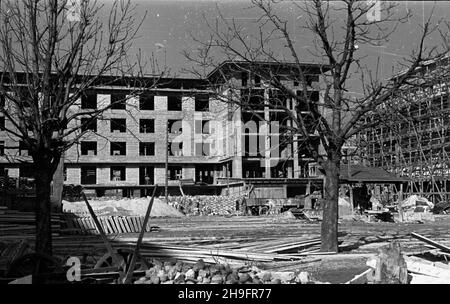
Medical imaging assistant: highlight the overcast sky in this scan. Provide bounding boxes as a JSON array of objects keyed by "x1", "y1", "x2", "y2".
[{"x1": 109, "y1": 1, "x2": 448, "y2": 93}]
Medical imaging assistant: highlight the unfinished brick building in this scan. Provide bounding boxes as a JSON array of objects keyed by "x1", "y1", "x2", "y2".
[
  {"x1": 0, "y1": 61, "x2": 327, "y2": 198},
  {"x1": 359, "y1": 56, "x2": 450, "y2": 204}
]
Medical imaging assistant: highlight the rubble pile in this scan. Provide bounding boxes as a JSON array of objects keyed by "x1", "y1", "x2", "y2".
[
  {"x1": 397, "y1": 195, "x2": 435, "y2": 222},
  {"x1": 167, "y1": 195, "x2": 245, "y2": 216},
  {"x1": 346, "y1": 234, "x2": 450, "y2": 284},
  {"x1": 134, "y1": 259, "x2": 321, "y2": 284}
]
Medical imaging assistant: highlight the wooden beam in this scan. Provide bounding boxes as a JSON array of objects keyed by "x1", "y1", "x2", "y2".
[
  {"x1": 81, "y1": 192, "x2": 122, "y2": 267},
  {"x1": 345, "y1": 268, "x2": 373, "y2": 284},
  {"x1": 411, "y1": 232, "x2": 450, "y2": 253},
  {"x1": 123, "y1": 185, "x2": 158, "y2": 284},
  {"x1": 404, "y1": 256, "x2": 450, "y2": 279}
]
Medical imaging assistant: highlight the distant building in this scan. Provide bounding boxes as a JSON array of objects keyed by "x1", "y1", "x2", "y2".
[{"x1": 358, "y1": 56, "x2": 450, "y2": 203}]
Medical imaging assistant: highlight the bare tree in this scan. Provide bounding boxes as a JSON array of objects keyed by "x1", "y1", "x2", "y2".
[
  {"x1": 184, "y1": 0, "x2": 446, "y2": 252},
  {"x1": 0, "y1": 0, "x2": 164, "y2": 256}
]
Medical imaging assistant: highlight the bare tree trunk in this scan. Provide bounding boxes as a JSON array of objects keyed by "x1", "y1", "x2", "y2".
[
  {"x1": 51, "y1": 155, "x2": 64, "y2": 212},
  {"x1": 320, "y1": 155, "x2": 340, "y2": 252},
  {"x1": 35, "y1": 161, "x2": 53, "y2": 256}
]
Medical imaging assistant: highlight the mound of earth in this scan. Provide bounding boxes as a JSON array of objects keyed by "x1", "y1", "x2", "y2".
[{"x1": 62, "y1": 197, "x2": 184, "y2": 217}]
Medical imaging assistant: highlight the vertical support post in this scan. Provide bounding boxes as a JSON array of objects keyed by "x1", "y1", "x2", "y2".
[
  {"x1": 349, "y1": 184, "x2": 354, "y2": 213},
  {"x1": 227, "y1": 162, "x2": 230, "y2": 196},
  {"x1": 304, "y1": 181, "x2": 312, "y2": 209},
  {"x1": 165, "y1": 119, "x2": 169, "y2": 203}
]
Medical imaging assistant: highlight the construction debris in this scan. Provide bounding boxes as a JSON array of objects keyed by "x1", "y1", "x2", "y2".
[
  {"x1": 365, "y1": 242, "x2": 408, "y2": 284},
  {"x1": 410, "y1": 232, "x2": 450, "y2": 253},
  {"x1": 357, "y1": 234, "x2": 450, "y2": 284},
  {"x1": 167, "y1": 195, "x2": 245, "y2": 216},
  {"x1": 397, "y1": 195, "x2": 435, "y2": 223},
  {"x1": 3, "y1": 194, "x2": 450, "y2": 284},
  {"x1": 133, "y1": 259, "x2": 323, "y2": 284}
]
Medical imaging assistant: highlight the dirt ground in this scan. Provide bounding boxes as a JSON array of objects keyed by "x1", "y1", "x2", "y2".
[
  {"x1": 296, "y1": 256, "x2": 369, "y2": 283},
  {"x1": 110, "y1": 214, "x2": 450, "y2": 283}
]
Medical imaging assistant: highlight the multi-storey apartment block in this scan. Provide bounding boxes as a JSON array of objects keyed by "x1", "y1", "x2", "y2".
[{"x1": 0, "y1": 61, "x2": 327, "y2": 198}]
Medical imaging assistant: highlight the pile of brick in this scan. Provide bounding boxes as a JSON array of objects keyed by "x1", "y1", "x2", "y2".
[
  {"x1": 134, "y1": 259, "x2": 318, "y2": 284},
  {"x1": 167, "y1": 195, "x2": 245, "y2": 216}
]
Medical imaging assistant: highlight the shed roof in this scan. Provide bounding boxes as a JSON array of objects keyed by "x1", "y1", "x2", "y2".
[{"x1": 339, "y1": 164, "x2": 408, "y2": 183}]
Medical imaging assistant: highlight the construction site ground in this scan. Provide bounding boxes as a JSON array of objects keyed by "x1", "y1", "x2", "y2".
[
  {"x1": 4, "y1": 212, "x2": 450, "y2": 284},
  {"x1": 112, "y1": 215, "x2": 450, "y2": 283}
]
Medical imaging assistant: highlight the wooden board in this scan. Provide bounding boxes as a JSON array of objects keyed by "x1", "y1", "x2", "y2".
[
  {"x1": 123, "y1": 217, "x2": 132, "y2": 233},
  {"x1": 113, "y1": 217, "x2": 123, "y2": 234},
  {"x1": 411, "y1": 232, "x2": 450, "y2": 253}
]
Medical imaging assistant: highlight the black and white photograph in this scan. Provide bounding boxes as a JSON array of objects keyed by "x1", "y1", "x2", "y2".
[{"x1": 0, "y1": 0, "x2": 450, "y2": 291}]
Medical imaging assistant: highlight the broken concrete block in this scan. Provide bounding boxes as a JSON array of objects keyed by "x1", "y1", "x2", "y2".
[
  {"x1": 154, "y1": 264, "x2": 162, "y2": 273},
  {"x1": 227, "y1": 270, "x2": 238, "y2": 279},
  {"x1": 150, "y1": 276, "x2": 160, "y2": 284},
  {"x1": 209, "y1": 266, "x2": 220, "y2": 276},
  {"x1": 202, "y1": 277, "x2": 211, "y2": 284},
  {"x1": 211, "y1": 274, "x2": 223, "y2": 284},
  {"x1": 238, "y1": 272, "x2": 251, "y2": 283},
  {"x1": 194, "y1": 259, "x2": 205, "y2": 271},
  {"x1": 271, "y1": 271, "x2": 295, "y2": 282},
  {"x1": 261, "y1": 272, "x2": 272, "y2": 282},
  {"x1": 175, "y1": 261, "x2": 183, "y2": 272},
  {"x1": 145, "y1": 267, "x2": 156, "y2": 278},
  {"x1": 164, "y1": 265, "x2": 172, "y2": 272},
  {"x1": 159, "y1": 274, "x2": 168, "y2": 282},
  {"x1": 153, "y1": 259, "x2": 163, "y2": 267},
  {"x1": 198, "y1": 269, "x2": 208, "y2": 278},
  {"x1": 157, "y1": 270, "x2": 165, "y2": 277},
  {"x1": 182, "y1": 264, "x2": 191, "y2": 273},
  {"x1": 185, "y1": 269, "x2": 196, "y2": 280},
  {"x1": 174, "y1": 272, "x2": 186, "y2": 284},
  {"x1": 297, "y1": 271, "x2": 310, "y2": 284},
  {"x1": 167, "y1": 268, "x2": 177, "y2": 280}
]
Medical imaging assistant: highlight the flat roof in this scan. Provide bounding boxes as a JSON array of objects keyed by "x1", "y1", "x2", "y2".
[{"x1": 206, "y1": 60, "x2": 331, "y2": 82}]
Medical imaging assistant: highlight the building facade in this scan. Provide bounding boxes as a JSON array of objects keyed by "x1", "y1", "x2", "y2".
[{"x1": 0, "y1": 61, "x2": 327, "y2": 197}]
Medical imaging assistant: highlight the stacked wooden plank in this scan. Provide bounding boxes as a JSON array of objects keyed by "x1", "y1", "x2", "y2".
[
  {"x1": 0, "y1": 240, "x2": 30, "y2": 275},
  {"x1": 104, "y1": 235, "x2": 327, "y2": 265},
  {"x1": 0, "y1": 207, "x2": 61, "y2": 239},
  {"x1": 62, "y1": 214, "x2": 157, "y2": 235}
]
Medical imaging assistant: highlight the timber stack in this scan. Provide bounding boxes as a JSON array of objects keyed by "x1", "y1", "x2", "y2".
[{"x1": 0, "y1": 206, "x2": 61, "y2": 239}]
